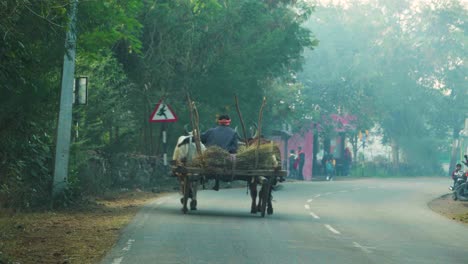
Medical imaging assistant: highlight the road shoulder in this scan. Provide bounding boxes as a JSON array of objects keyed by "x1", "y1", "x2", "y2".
[{"x1": 428, "y1": 194, "x2": 468, "y2": 224}]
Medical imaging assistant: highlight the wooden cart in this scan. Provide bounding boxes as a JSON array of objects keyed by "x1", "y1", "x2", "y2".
[{"x1": 172, "y1": 165, "x2": 287, "y2": 217}]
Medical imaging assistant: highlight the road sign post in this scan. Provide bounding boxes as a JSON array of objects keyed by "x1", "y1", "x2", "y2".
[{"x1": 150, "y1": 100, "x2": 178, "y2": 166}]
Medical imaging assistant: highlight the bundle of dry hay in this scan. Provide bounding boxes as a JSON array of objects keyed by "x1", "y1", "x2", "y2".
[
  {"x1": 190, "y1": 146, "x2": 232, "y2": 168},
  {"x1": 236, "y1": 143, "x2": 281, "y2": 170},
  {"x1": 190, "y1": 143, "x2": 281, "y2": 170}
]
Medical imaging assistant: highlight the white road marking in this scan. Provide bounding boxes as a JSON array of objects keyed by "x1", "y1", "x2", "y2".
[
  {"x1": 315, "y1": 194, "x2": 321, "y2": 198},
  {"x1": 307, "y1": 199, "x2": 313, "y2": 203},
  {"x1": 112, "y1": 257, "x2": 124, "y2": 264},
  {"x1": 304, "y1": 204, "x2": 310, "y2": 210},
  {"x1": 325, "y1": 224, "x2": 341, "y2": 234},
  {"x1": 122, "y1": 239, "x2": 135, "y2": 251},
  {"x1": 324, "y1": 192, "x2": 332, "y2": 195},
  {"x1": 339, "y1": 190, "x2": 348, "y2": 193},
  {"x1": 309, "y1": 212, "x2": 320, "y2": 219},
  {"x1": 353, "y1": 242, "x2": 375, "y2": 253}
]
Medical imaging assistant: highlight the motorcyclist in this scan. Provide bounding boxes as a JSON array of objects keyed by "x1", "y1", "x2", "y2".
[{"x1": 450, "y1": 163, "x2": 465, "y2": 191}]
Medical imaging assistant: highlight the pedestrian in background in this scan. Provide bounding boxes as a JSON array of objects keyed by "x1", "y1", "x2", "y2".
[
  {"x1": 326, "y1": 155, "x2": 335, "y2": 181},
  {"x1": 297, "y1": 146, "x2": 305, "y2": 180},
  {"x1": 288, "y1": 149, "x2": 297, "y2": 179}
]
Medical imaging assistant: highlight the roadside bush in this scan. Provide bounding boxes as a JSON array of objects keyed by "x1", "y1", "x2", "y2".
[{"x1": 0, "y1": 133, "x2": 53, "y2": 210}]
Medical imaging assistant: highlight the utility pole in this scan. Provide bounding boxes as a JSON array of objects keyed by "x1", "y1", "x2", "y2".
[{"x1": 53, "y1": 0, "x2": 78, "y2": 196}]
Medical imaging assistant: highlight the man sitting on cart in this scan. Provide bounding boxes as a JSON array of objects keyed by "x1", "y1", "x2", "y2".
[{"x1": 201, "y1": 114, "x2": 238, "y2": 191}]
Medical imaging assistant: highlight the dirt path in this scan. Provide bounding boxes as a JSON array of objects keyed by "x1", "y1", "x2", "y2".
[
  {"x1": 0, "y1": 190, "x2": 164, "y2": 264},
  {"x1": 428, "y1": 194, "x2": 468, "y2": 224}
]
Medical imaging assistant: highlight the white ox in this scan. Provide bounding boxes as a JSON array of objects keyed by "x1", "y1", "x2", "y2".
[{"x1": 172, "y1": 132, "x2": 206, "y2": 211}]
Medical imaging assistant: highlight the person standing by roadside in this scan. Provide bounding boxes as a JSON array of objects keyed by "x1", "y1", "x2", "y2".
[
  {"x1": 297, "y1": 146, "x2": 305, "y2": 180},
  {"x1": 288, "y1": 150, "x2": 297, "y2": 179},
  {"x1": 326, "y1": 156, "x2": 335, "y2": 181}
]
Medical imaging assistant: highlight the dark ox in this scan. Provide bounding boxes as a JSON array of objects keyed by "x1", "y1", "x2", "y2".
[{"x1": 240, "y1": 136, "x2": 280, "y2": 215}]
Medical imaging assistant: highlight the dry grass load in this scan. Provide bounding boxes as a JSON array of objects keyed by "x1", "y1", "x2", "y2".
[
  {"x1": 190, "y1": 143, "x2": 281, "y2": 170},
  {"x1": 236, "y1": 143, "x2": 281, "y2": 169},
  {"x1": 191, "y1": 146, "x2": 232, "y2": 168}
]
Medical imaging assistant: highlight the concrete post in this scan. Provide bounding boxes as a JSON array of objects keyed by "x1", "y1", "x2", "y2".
[{"x1": 53, "y1": 0, "x2": 78, "y2": 196}]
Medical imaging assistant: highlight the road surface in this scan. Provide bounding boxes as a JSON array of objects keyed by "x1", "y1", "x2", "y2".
[{"x1": 101, "y1": 178, "x2": 468, "y2": 264}]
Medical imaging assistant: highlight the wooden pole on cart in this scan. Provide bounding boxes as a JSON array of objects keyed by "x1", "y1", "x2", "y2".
[
  {"x1": 234, "y1": 95, "x2": 249, "y2": 147},
  {"x1": 255, "y1": 97, "x2": 267, "y2": 169},
  {"x1": 186, "y1": 94, "x2": 203, "y2": 157}
]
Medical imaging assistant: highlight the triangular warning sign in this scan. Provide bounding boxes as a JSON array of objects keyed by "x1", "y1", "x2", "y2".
[{"x1": 149, "y1": 100, "x2": 178, "y2": 122}]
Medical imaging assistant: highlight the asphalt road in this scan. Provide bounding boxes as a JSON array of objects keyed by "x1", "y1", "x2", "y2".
[{"x1": 101, "y1": 177, "x2": 468, "y2": 264}]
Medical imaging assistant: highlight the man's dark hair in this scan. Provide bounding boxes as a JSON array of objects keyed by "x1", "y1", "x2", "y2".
[{"x1": 218, "y1": 114, "x2": 230, "y2": 120}]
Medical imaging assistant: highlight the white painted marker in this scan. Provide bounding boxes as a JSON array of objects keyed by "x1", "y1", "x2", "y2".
[
  {"x1": 112, "y1": 257, "x2": 124, "y2": 264},
  {"x1": 353, "y1": 242, "x2": 374, "y2": 253},
  {"x1": 309, "y1": 212, "x2": 320, "y2": 219},
  {"x1": 325, "y1": 224, "x2": 341, "y2": 234}
]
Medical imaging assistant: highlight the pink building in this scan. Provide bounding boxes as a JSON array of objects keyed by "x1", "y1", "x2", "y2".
[{"x1": 272, "y1": 124, "x2": 314, "y2": 181}]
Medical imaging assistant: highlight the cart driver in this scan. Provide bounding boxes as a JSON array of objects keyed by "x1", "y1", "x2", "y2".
[{"x1": 201, "y1": 114, "x2": 238, "y2": 190}]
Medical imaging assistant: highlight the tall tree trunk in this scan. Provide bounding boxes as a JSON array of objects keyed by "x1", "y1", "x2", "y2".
[
  {"x1": 324, "y1": 137, "x2": 331, "y2": 155},
  {"x1": 350, "y1": 133, "x2": 358, "y2": 163},
  {"x1": 115, "y1": 126, "x2": 119, "y2": 143},
  {"x1": 391, "y1": 138, "x2": 399, "y2": 173},
  {"x1": 108, "y1": 122, "x2": 113, "y2": 143},
  {"x1": 449, "y1": 125, "x2": 462, "y2": 176},
  {"x1": 312, "y1": 131, "x2": 319, "y2": 175}
]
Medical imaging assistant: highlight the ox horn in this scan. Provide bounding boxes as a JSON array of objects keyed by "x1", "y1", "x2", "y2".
[{"x1": 251, "y1": 122, "x2": 259, "y2": 138}]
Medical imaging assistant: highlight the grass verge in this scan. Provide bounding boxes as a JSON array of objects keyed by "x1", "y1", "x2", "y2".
[{"x1": 0, "y1": 190, "x2": 162, "y2": 264}]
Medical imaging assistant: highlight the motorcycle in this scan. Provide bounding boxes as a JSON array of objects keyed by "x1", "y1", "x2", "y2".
[
  {"x1": 452, "y1": 171, "x2": 468, "y2": 201},
  {"x1": 451, "y1": 155, "x2": 468, "y2": 201}
]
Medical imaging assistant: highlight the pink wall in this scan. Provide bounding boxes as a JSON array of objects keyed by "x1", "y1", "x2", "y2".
[{"x1": 275, "y1": 128, "x2": 314, "y2": 181}]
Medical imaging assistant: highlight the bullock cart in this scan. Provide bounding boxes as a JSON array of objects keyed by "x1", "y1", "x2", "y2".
[{"x1": 172, "y1": 164, "x2": 287, "y2": 217}]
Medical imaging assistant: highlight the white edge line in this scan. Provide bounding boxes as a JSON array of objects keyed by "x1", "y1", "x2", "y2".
[
  {"x1": 315, "y1": 194, "x2": 321, "y2": 198},
  {"x1": 112, "y1": 257, "x2": 124, "y2": 264},
  {"x1": 309, "y1": 212, "x2": 320, "y2": 219},
  {"x1": 307, "y1": 199, "x2": 313, "y2": 203},
  {"x1": 325, "y1": 224, "x2": 341, "y2": 234},
  {"x1": 304, "y1": 204, "x2": 310, "y2": 210}
]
